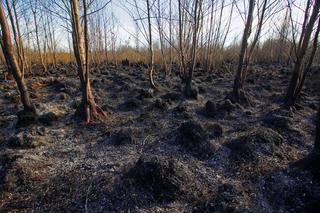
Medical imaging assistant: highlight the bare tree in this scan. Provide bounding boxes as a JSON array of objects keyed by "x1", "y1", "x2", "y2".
[
  {"x1": 70, "y1": 0, "x2": 106, "y2": 122},
  {"x1": 178, "y1": 0, "x2": 187, "y2": 80},
  {"x1": 5, "y1": 0, "x2": 27, "y2": 75},
  {"x1": 184, "y1": 0, "x2": 203, "y2": 98},
  {"x1": 285, "y1": 0, "x2": 320, "y2": 107},
  {"x1": 0, "y1": 1, "x2": 36, "y2": 116},
  {"x1": 29, "y1": 0, "x2": 47, "y2": 71},
  {"x1": 232, "y1": 0, "x2": 255, "y2": 103},
  {"x1": 147, "y1": 0, "x2": 156, "y2": 89}
]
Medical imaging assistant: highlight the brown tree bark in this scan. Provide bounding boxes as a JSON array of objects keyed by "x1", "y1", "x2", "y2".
[
  {"x1": 5, "y1": 0, "x2": 25, "y2": 76},
  {"x1": 0, "y1": 2, "x2": 36, "y2": 114},
  {"x1": 178, "y1": 0, "x2": 187, "y2": 81},
  {"x1": 185, "y1": 0, "x2": 202, "y2": 98},
  {"x1": 146, "y1": 0, "x2": 156, "y2": 89},
  {"x1": 285, "y1": 0, "x2": 320, "y2": 107},
  {"x1": 232, "y1": 0, "x2": 255, "y2": 102},
  {"x1": 70, "y1": 0, "x2": 106, "y2": 123},
  {"x1": 30, "y1": 0, "x2": 46, "y2": 72}
]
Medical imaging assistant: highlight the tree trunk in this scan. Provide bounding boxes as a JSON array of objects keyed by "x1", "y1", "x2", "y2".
[
  {"x1": 315, "y1": 104, "x2": 320, "y2": 153},
  {"x1": 168, "y1": 0, "x2": 173, "y2": 76},
  {"x1": 5, "y1": 0, "x2": 25, "y2": 76},
  {"x1": 33, "y1": 12, "x2": 46, "y2": 71},
  {"x1": 146, "y1": 0, "x2": 156, "y2": 89},
  {"x1": 294, "y1": 17, "x2": 320, "y2": 102},
  {"x1": 70, "y1": 0, "x2": 106, "y2": 123},
  {"x1": 232, "y1": 0, "x2": 255, "y2": 102},
  {"x1": 0, "y1": 2, "x2": 35, "y2": 114},
  {"x1": 185, "y1": 0, "x2": 201, "y2": 98},
  {"x1": 178, "y1": 0, "x2": 187, "y2": 81},
  {"x1": 285, "y1": 1, "x2": 320, "y2": 107}
]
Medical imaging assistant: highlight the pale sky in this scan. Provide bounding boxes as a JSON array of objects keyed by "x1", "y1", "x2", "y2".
[{"x1": 50, "y1": 0, "x2": 307, "y2": 50}]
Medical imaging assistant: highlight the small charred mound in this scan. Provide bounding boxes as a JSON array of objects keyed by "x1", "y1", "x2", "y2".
[
  {"x1": 225, "y1": 127, "x2": 284, "y2": 165},
  {"x1": 204, "y1": 101, "x2": 217, "y2": 118},
  {"x1": 0, "y1": 154, "x2": 18, "y2": 190},
  {"x1": 137, "y1": 112, "x2": 163, "y2": 130},
  {"x1": 111, "y1": 128, "x2": 136, "y2": 146},
  {"x1": 194, "y1": 183, "x2": 251, "y2": 212},
  {"x1": 48, "y1": 79, "x2": 77, "y2": 95},
  {"x1": 153, "y1": 99, "x2": 169, "y2": 110},
  {"x1": 6, "y1": 127, "x2": 52, "y2": 149},
  {"x1": 177, "y1": 120, "x2": 216, "y2": 159},
  {"x1": 175, "y1": 101, "x2": 188, "y2": 113},
  {"x1": 16, "y1": 109, "x2": 38, "y2": 128},
  {"x1": 305, "y1": 66, "x2": 320, "y2": 95},
  {"x1": 173, "y1": 101, "x2": 193, "y2": 119},
  {"x1": 198, "y1": 85, "x2": 206, "y2": 94},
  {"x1": 161, "y1": 92, "x2": 182, "y2": 102},
  {"x1": 119, "y1": 98, "x2": 141, "y2": 111},
  {"x1": 203, "y1": 99, "x2": 238, "y2": 118},
  {"x1": 263, "y1": 108, "x2": 293, "y2": 130},
  {"x1": 225, "y1": 90, "x2": 256, "y2": 107},
  {"x1": 38, "y1": 112, "x2": 59, "y2": 126},
  {"x1": 126, "y1": 155, "x2": 195, "y2": 201},
  {"x1": 205, "y1": 123, "x2": 223, "y2": 139},
  {"x1": 137, "y1": 89, "x2": 154, "y2": 100},
  {"x1": 263, "y1": 108, "x2": 306, "y2": 145}
]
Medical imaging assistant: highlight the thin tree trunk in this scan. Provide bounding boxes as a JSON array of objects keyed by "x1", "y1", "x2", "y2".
[
  {"x1": 147, "y1": 0, "x2": 156, "y2": 89},
  {"x1": 0, "y1": 2, "x2": 35, "y2": 114},
  {"x1": 285, "y1": 0, "x2": 320, "y2": 107},
  {"x1": 70, "y1": 0, "x2": 106, "y2": 123},
  {"x1": 178, "y1": 0, "x2": 187, "y2": 80},
  {"x1": 33, "y1": 11, "x2": 45, "y2": 71},
  {"x1": 168, "y1": 0, "x2": 173, "y2": 76},
  {"x1": 315, "y1": 104, "x2": 320, "y2": 153},
  {"x1": 294, "y1": 17, "x2": 320, "y2": 101},
  {"x1": 232, "y1": 0, "x2": 255, "y2": 101},
  {"x1": 185, "y1": 0, "x2": 201, "y2": 98},
  {"x1": 5, "y1": 0, "x2": 24, "y2": 76}
]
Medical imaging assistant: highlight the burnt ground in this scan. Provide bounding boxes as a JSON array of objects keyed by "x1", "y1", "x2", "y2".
[{"x1": 0, "y1": 63, "x2": 319, "y2": 212}]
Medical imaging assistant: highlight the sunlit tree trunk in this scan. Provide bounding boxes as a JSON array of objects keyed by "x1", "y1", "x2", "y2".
[
  {"x1": 30, "y1": 0, "x2": 46, "y2": 71},
  {"x1": 70, "y1": 0, "x2": 106, "y2": 123},
  {"x1": 146, "y1": 0, "x2": 156, "y2": 89},
  {"x1": 0, "y1": 2, "x2": 36, "y2": 114},
  {"x1": 5, "y1": 0, "x2": 27, "y2": 76}
]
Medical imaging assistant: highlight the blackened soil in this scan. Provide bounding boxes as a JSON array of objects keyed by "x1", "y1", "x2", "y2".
[{"x1": 0, "y1": 63, "x2": 319, "y2": 212}]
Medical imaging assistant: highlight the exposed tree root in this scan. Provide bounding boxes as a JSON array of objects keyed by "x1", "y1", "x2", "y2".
[
  {"x1": 75, "y1": 100, "x2": 107, "y2": 123},
  {"x1": 17, "y1": 106, "x2": 38, "y2": 127}
]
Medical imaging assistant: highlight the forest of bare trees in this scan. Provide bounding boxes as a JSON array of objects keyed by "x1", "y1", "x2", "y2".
[{"x1": 0, "y1": 0, "x2": 319, "y2": 211}]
